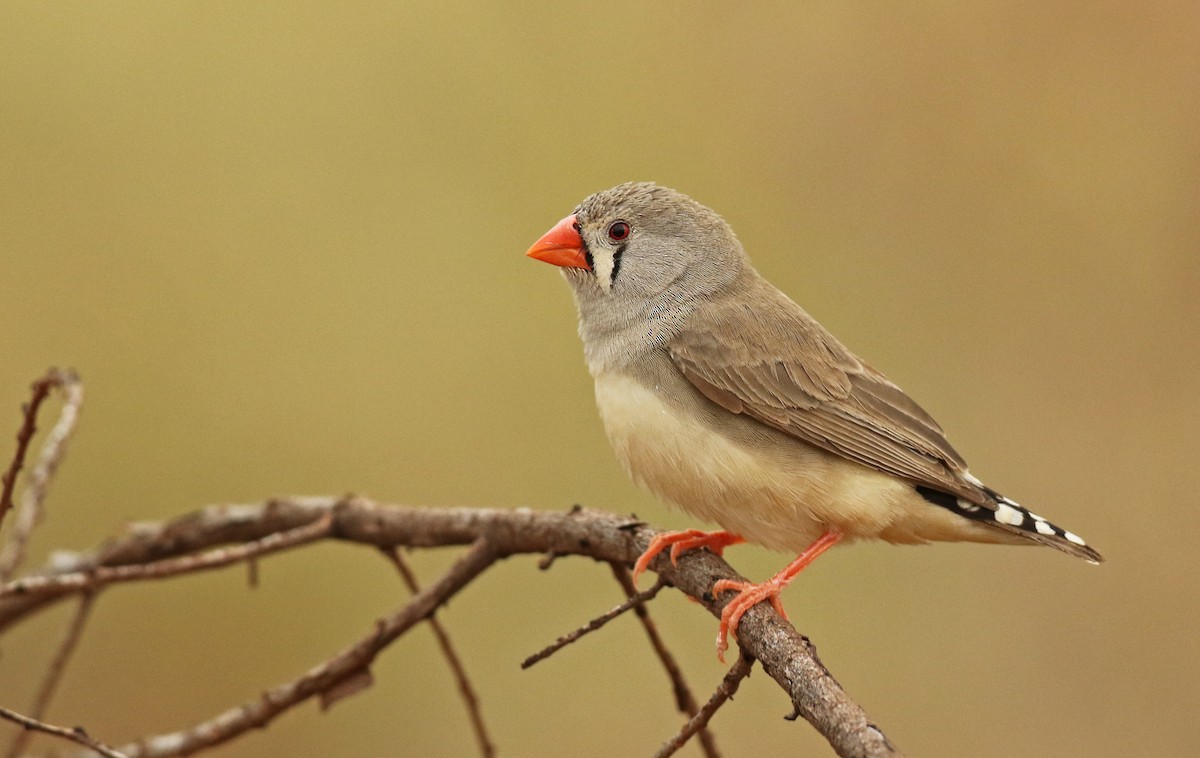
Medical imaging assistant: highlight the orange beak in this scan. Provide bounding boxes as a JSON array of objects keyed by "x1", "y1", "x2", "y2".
[{"x1": 525, "y1": 214, "x2": 590, "y2": 270}]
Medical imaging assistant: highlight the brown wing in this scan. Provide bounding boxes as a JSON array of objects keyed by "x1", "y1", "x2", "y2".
[{"x1": 669, "y1": 276, "x2": 980, "y2": 502}]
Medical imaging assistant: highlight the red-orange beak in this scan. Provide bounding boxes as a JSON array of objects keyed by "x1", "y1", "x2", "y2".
[{"x1": 525, "y1": 214, "x2": 590, "y2": 270}]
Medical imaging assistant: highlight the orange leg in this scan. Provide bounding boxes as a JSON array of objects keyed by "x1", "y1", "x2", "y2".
[
  {"x1": 631, "y1": 529, "x2": 745, "y2": 586},
  {"x1": 712, "y1": 530, "x2": 842, "y2": 662}
]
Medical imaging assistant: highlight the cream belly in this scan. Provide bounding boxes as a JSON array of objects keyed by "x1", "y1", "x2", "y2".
[{"x1": 593, "y1": 367, "x2": 1011, "y2": 553}]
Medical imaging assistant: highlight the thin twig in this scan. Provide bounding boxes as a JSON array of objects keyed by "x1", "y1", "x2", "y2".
[
  {"x1": 0, "y1": 369, "x2": 77, "y2": 534},
  {"x1": 0, "y1": 369, "x2": 83, "y2": 580},
  {"x1": 381, "y1": 547, "x2": 495, "y2": 758},
  {"x1": 610, "y1": 564, "x2": 720, "y2": 758},
  {"x1": 0, "y1": 512, "x2": 333, "y2": 600},
  {"x1": 0, "y1": 375, "x2": 52, "y2": 528},
  {"x1": 653, "y1": 655, "x2": 754, "y2": 758},
  {"x1": 0, "y1": 704, "x2": 126, "y2": 758},
  {"x1": 5, "y1": 592, "x2": 97, "y2": 758},
  {"x1": 521, "y1": 580, "x2": 664, "y2": 669}
]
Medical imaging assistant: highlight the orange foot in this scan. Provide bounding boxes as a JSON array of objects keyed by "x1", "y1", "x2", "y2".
[
  {"x1": 712, "y1": 530, "x2": 842, "y2": 662},
  {"x1": 631, "y1": 529, "x2": 745, "y2": 586}
]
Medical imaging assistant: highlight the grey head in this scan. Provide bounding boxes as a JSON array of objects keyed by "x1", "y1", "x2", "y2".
[{"x1": 559, "y1": 182, "x2": 750, "y2": 371}]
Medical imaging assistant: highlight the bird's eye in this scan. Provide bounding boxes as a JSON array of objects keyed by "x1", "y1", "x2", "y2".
[{"x1": 607, "y1": 221, "x2": 630, "y2": 241}]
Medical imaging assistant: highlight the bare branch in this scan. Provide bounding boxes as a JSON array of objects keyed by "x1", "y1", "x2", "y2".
[
  {"x1": 0, "y1": 369, "x2": 81, "y2": 570},
  {"x1": 0, "y1": 705, "x2": 126, "y2": 758},
  {"x1": 2, "y1": 499, "x2": 898, "y2": 757},
  {"x1": 653, "y1": 655, "x2": 754, "y2": 758},
  {"x1": 381, "y1": 547, "x2": 495, "y2": 758},
  {"x1": 521, "y1": 579, "x2": 664, "y2": 669},
  {"x1": 610, "y1": 564, "x2": 720, "y2": 758},
  {"x1": 6, "y1": 592, "x2": 96, "y2": 758},
  {"x1": 0, "y1": 512, "x2": 333, "y2": 600}
]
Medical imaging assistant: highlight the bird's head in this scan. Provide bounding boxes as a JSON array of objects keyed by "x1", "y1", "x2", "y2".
[{"x1": 526, "y1": 182, "x2": 747, "y2": 308}]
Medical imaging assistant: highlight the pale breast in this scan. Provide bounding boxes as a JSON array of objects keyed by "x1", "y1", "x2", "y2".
[{"x1": 592, "y1": 360, "x2": 1006, "y2": 553}]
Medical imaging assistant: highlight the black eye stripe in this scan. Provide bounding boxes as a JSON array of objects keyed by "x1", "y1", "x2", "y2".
[{"x1": 610, "y1": 242, "x2": 627, "y2": 285}]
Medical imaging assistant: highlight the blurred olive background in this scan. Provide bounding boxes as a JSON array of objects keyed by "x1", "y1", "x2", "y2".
[{"x1": 1, "y1": 2, "x2": 1196, "y2": 756}]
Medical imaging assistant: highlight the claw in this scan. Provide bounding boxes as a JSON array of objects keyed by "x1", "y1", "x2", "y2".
[
  {"x1": 631, "y1": 529, "x2": 743, "y2": 586},
  {"x1": 710, "y1": 530, "x2": 842, "y2": 662}
]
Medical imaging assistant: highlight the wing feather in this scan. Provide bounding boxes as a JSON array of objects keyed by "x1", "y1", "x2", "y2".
[{"x1": 669, "y1": 276, "x2": 978, "y2": 501}]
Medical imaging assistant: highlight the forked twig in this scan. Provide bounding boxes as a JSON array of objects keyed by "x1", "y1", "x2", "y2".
[
  {"x1": 0, "y1": 705, "x2": 126, "y2": 758},
  {"x1": 653, "y1": 655, "x2": 754, "y2": 758},
  {"x1": 381, "y1": 547, "x2": 495, "y2": 758}
]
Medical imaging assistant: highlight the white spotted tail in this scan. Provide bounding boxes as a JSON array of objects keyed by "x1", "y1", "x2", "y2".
[
  {"x1": 916, "y1": 477, "x2": 1102, "y2": 563},
  {"x1": 963, "y1": 483, "x2": 1102, "y2": 563}
]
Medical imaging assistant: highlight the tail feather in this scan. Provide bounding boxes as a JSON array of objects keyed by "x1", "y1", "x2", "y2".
[
  {"x1": 916, "y1": 484, "x2": 1104, "y2": 563},
  {"x1": 981, "y1": 486, "x2": 1104, "y2": 563}
]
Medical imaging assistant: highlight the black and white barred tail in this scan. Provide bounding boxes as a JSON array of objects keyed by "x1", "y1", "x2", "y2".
[{"x1": 916, "y1": 483, "x2": 1104, "y2": 564}]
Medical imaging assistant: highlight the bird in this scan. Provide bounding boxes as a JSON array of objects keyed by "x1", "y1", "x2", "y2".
[{"x1": 525, "y1": 181, "x2": 1102, "y2": 661}]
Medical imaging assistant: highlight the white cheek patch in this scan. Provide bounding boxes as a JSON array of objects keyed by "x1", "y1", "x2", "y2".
[{"x1": 591, "y1": 249, "x2": 616, "y2": 292}]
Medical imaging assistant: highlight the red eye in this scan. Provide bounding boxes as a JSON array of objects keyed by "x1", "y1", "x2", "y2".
[{"x1": 607, "y1": 221, "x2": 630, "y2": 241}]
